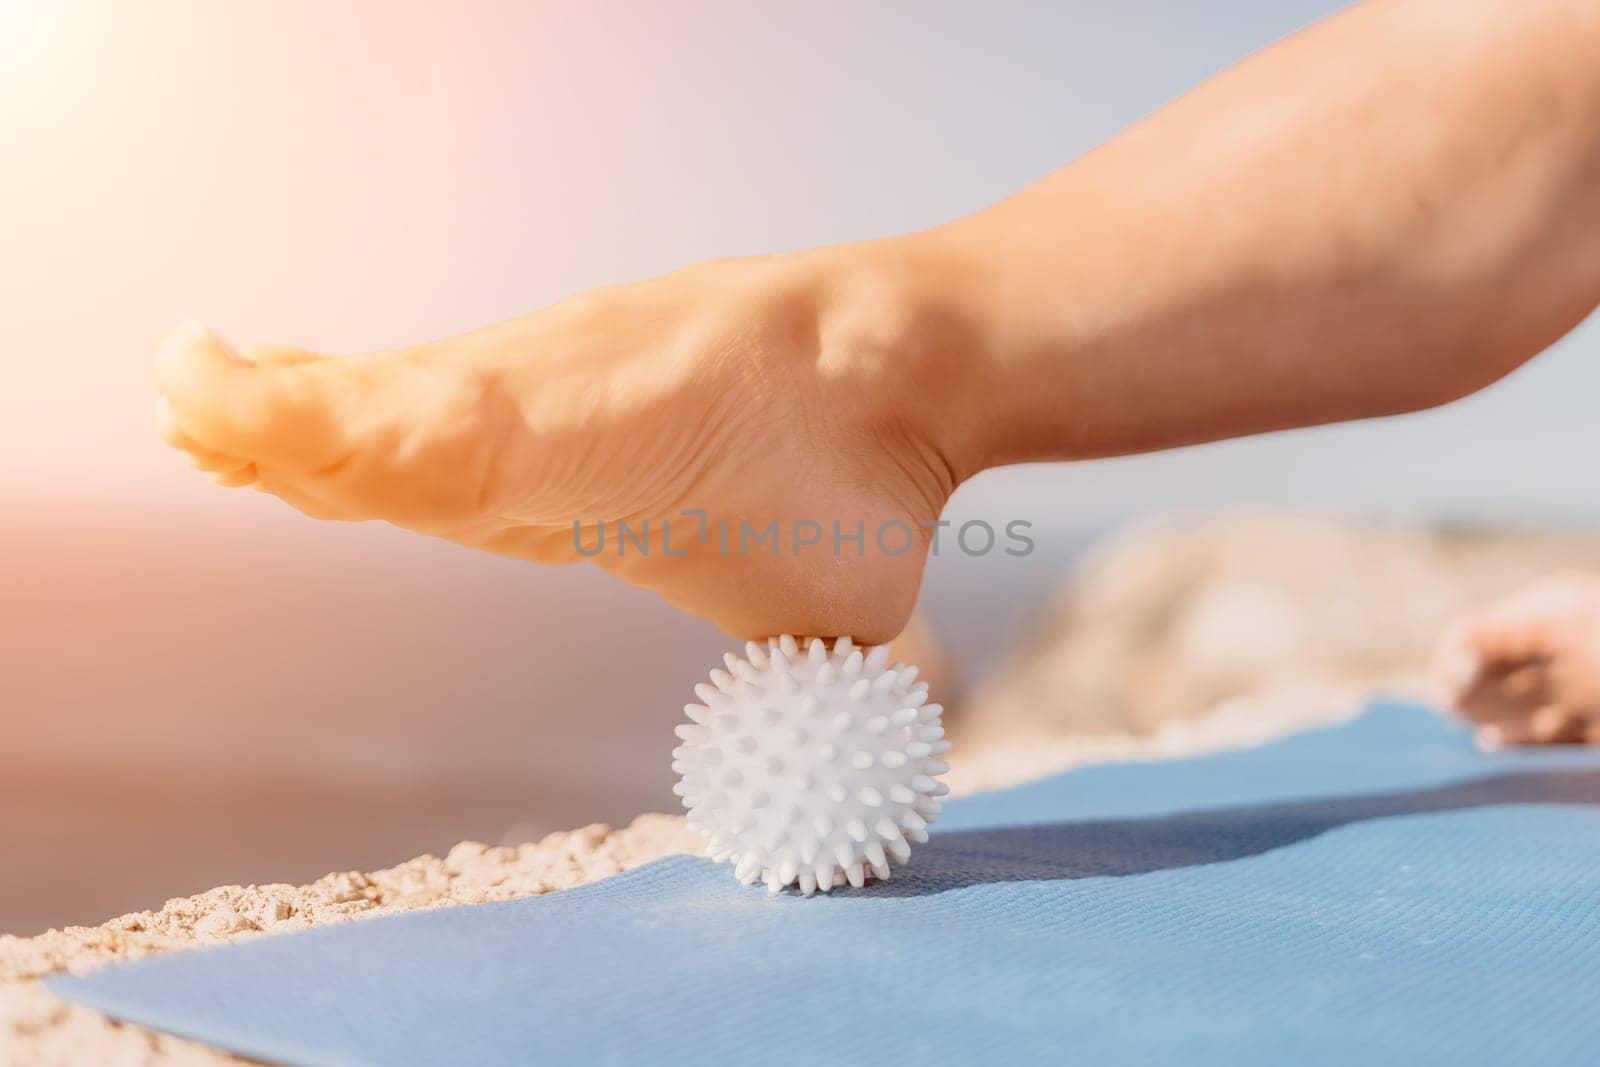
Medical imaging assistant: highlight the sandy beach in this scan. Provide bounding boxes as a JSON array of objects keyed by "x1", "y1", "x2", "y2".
[
  {"x1": 17, "y1": 515, "x2": 1600, "y2": 1064},
  {"x1": 1, "y1": 690, "x2": 1366, "y2": 1066}
]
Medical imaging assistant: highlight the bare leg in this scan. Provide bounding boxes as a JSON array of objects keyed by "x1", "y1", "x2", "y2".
[{"x1": 158, "y1": 0, "x2": 1600, "y2": 641}]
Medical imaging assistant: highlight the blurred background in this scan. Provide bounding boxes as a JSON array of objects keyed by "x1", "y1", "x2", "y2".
[{"x1": 3, "y1": 0, "x2": 1596, "y2": 935}]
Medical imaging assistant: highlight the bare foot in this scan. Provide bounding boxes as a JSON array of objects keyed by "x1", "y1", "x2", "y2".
[
  {"x1": 1431, "y1": 571, "x2": 1600, "y2": 746},
  {"x1": 155, "y1": 252, "x2": 961, "y2": 642}
]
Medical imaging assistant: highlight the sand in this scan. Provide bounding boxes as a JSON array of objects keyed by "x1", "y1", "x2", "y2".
[
  {"x1": 13, "y1": 514, "x2": 1591, "y2": 1064},
  {"x1": 0, "y1": 815, "x2": 702, "y2": 1065},
  {"x1": 0, "y1": 694, "x2": 1362, "y2": 1067},
  {"x1": 964, "y1": 515, "x2": 1600, "y2": 740}
]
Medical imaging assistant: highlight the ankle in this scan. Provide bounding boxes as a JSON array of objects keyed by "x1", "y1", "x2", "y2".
[{"x1": 796, "y1": 234, "x2": 1003, "y2": 490}]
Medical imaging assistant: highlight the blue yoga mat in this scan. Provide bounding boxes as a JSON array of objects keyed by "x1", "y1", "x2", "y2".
[{"x1": 48, "y1": 703, "x2": 1600, "y2": 1066}]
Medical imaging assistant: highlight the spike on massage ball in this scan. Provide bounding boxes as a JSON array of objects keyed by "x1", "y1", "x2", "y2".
[{"x1": 675, "y1": 635, "x2": 947, "y2": 895}]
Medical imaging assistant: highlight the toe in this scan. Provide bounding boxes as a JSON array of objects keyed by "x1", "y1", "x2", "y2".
[
  {"x1": 188, "y1": 449, "x2": 254, "y2": 476},
  {"x1": 208, "y1": 465, "x2": 259, "y2": 489},
  {"x1": 253, "y1": 471, "x2": 357, "y2": 521},
  {"x1": 1456, "y1": 659, "x2": 1551, "y2": 726},
  {"x1": 156, "y1": 395, "x2": 193, "y2": 450},
  {"x1": 159, "y1": 397, "x2": 253, "y2": 474},
  {"x1": 1449, "y1": 602, "x2": 1567, "y2": 692},
  {"x1": 1529, "y1": 705, "x2": 1586, "y2": 744},
  {"x1": 155, "y1": 320, "x2": 346, "y2": 471},
  {"x1": 1487, "y1": 705, "x2": 1587, "y2": 747}
]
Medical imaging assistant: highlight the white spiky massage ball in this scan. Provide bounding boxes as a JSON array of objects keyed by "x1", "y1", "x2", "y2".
[{"x1": 672, "y1": 634, "x2": 950, "y2": 895}]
